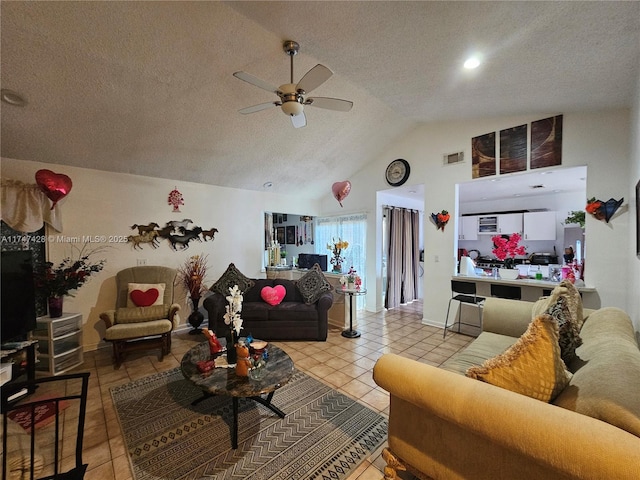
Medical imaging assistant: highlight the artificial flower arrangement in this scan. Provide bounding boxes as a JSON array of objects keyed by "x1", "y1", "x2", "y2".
[
  {"x1": 327, "y1": 238, "x2": 349, "y2": 272},
  {"x1": 430, "y1": 210, "x2": 450, "y2": 231},
  {"x1": 491, "y1": 233, "x2": 526, "y2": 269},
  {"x1": 223, "y1": 284, "x2": 244, "y2": 337},
  {"x1": 34, "y1": 245, "x2": 107, "y2": 298},
  {"x1": 177, "y1": 254, "x2": 209, "y2": 300},
  {"x1": 340, "y1": 266, "x2": 362, "y2": 290}
]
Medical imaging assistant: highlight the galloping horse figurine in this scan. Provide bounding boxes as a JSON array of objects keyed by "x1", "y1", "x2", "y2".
[
  {"x1": 127, "y1": 231, "x2": 160, "y2": 250},
  {"x1": 201, "y1": 228, "x2": 218, "y2": 241},
  {"x1": 167, "y1": 227, "x2": 202, "y2": 250},
  {"x1": 166, "y1": 218, "x2": 193, "y2": 233},
  {"x1": 131, "y1": 222, "x2": 159, "y2": 235}
]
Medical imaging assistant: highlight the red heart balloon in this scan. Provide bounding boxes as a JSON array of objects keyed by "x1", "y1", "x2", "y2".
[
  {"x1": 332, "y1": 181, "x2": 351, "y2": 208},
  {"x1": 35, "y1": 169, "x2": 73, "y2": 209}
]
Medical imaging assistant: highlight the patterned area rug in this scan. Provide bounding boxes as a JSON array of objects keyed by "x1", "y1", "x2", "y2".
[{"x1": 111, "y1": 368, "x2": 387, "y2": 480}]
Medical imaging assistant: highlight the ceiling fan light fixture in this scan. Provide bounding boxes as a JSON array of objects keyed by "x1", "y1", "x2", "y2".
[{"x1": 281, "y1": 101, "x2": 304, "y2": 116}]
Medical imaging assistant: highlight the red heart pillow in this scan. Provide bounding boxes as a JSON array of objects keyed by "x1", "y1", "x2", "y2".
[
  {"x1": 130, "y1": 288, "x2": 160, "y2": 307},
  {"x1": 261, "y1": 285, "x2": 286, "y2": 306}
]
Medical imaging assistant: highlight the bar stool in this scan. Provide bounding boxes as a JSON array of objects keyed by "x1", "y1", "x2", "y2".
[{"x1": 443, "y1": 280, "x2": 485, "y2": 338}]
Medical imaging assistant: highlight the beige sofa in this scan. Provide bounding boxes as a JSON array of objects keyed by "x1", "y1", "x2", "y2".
[{"x1": 374, "y1": 297, "x2": 640, "y2": 480}]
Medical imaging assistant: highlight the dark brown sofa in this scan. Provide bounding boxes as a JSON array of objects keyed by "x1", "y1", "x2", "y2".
[{"x1": 203, "y1": 278, "x2": 332, "y2": 341}]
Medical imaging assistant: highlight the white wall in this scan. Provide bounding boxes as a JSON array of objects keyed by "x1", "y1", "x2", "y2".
[
  {"x1": 323, "y1": 110, "x2": 635, "y2": 332},
  {"x1": 1, "y1": 158, "x2": 320, "y2": 350},
  {"x1": 629, "y1": 73, "x2": 640, "y2": 334}
]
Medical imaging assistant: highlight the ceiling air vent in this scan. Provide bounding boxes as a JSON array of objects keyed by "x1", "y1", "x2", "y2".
[{"x1": 443, "y1": 151, "x2": 464, "y2": 165}]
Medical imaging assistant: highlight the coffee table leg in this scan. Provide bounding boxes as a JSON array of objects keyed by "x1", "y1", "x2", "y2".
[
  {"x1": 250, "y1": 391, "x2": 286, "y2": 418},
  {"x1": 232, "y1": 397, "x2": 239, "y2": 449}
]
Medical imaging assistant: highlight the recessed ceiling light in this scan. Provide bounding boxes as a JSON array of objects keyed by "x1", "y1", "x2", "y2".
[
  {"x1": 1, "y1": 89, "x2": 27, "y2": 106},
  {"x1": 463, "y1": 56, "x2": 481, "y2": 69}
]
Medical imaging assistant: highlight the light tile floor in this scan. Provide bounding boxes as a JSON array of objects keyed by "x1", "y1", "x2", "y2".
[{"x1": 66, "y1": 299, "x2": 473, "y2": 480}]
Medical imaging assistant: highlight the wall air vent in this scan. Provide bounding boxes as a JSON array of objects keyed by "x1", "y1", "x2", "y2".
[{"x1": 443, "y1": 151, "x2": 464, "y2": 165}]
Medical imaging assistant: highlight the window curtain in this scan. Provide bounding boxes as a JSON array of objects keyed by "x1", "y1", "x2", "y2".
[
  {"x1": 384, "y1": 206, "x2": 419, "y2": 309},
  {"x1": 1, "y1": 178, "x2": 62, "y2": 233},
  {"x1": 315, "y1": 213, "x2": 367, "y2": 309}
]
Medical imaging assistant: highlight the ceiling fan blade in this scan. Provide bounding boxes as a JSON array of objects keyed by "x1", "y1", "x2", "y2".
[
  {"x1": 305, "y1": 97, "x2": 353, "y2": 112},
  {"x1": 238, "y1": 102, "x2": 279, "y2": 114},
  {"x1": 296, "y1": 64, "x2": 333, "y2": 94},
  {"x1": 290, "y1": 111, "x2": 307, "y2": 129},
  {"x1": 233, "y1": 71, "x2": 279, "y2": 94}
]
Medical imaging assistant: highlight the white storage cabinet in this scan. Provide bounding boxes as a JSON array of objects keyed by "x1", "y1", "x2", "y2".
[
  {"x1": 458, "y1": 216, "x2": 478, "y2": 240},
  {"x1": 497, "y1": 213, "x2": 523, "y2": 235},
  {"x1": 33, "y1": 313, "x2": 83, "y2": 376},
  {"x1": 523, "y1": 211, "x2": 557, "y2": 240}
]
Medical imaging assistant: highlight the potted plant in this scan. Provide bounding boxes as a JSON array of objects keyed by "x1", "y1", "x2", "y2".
[
  {"x1": 33, "y1": 245, "x2": 107, "y2": 318},
  {"x1": 177, "y1": 254, "x2": 209, "y2": 334}
]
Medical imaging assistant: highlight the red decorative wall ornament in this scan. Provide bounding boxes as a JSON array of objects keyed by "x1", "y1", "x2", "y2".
[{"x1": 168, "y1": 187, "x2": 184, "y2": 212}]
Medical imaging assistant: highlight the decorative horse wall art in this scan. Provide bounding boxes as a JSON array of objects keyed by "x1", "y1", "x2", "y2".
[
  {"x1": 201, "y1": 228, "x2": 218, "y2": 241},
  {"x1": 125, "y1": 221, "x2": 217, "y2": 250},
  {"x1": 131, "y1": 222, "x2": 159, "y2": 235},
  {"x1": 167, "y1": 227, "x2": 203, "y2": 250},
  {"x1": 127, "y1": 231, "x2": 160, "y2": 250},
  {"x1": 166, "y1": 218, "x2": 193, "y2": 233}
]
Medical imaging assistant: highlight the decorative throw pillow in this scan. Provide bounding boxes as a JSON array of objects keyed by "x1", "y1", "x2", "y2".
[
  {"x1": 210, "y1": 263, "x2": 255, "y2": 296},
  {"x1": 532, "y1": 280, "x2": 583, "y2": 365},
  {"x1": 466, "y1": 314, "x2": 571, "y2": 402},
  {"x1": 295, "y1": 263, "x2": 332, "y2": 304},
  {"x1": 127, "y1": 283, "x2": 165, "y2": 307},
  {"x1": 261, "y1": 285, "x2": 286, "y2": 306}
]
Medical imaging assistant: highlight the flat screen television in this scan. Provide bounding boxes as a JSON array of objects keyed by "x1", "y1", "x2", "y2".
[
  {"x1": 1, "y1": 250, "x2": 37, "y2": 344},
  {"x1": 298, "y1": 253, "x2": 328, "y2": 272}
]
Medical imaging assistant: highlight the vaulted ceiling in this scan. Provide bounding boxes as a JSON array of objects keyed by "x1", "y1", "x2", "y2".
[{"x1": 1, "y1": 1, "x2": 638, "y2": 200}]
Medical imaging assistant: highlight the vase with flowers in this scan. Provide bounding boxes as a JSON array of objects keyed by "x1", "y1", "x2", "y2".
[
  {"x1": 223, "y1": 284, "x2": 244, "y2": 364},
  {"x1": 491, "y1": 233, "x2": 526, "y2": 280},
  {"x1": 177, "y1": 254, "x2": 209, "y2": 334},
  {"x1": 33, "y1": 245, "x2": 106, "y2": 318},
  {"x1": 327, "y1": 238, "x2": 349, "y2": 273}
]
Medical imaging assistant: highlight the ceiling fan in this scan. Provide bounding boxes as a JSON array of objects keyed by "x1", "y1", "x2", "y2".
[{"x1": 233, "y1": 40, "x2": 353, "y2": 128}]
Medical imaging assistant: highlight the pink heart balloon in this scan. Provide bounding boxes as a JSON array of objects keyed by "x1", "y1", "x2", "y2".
[
  {"x1": 332, "y1": 181, "x2": 351, "y2": 207},
  {"x1": 35, "y1": 169, "x2": 73, "y2": 209}
]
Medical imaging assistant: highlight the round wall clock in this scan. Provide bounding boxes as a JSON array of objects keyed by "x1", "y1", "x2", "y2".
[{"x1": 385, "y1": 159, "x2": 411, "y2": 187}]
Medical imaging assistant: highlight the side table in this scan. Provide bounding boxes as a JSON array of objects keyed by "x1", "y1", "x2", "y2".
[{"x1": 337, "y1": 288, "x2": 367, "y2": 338}]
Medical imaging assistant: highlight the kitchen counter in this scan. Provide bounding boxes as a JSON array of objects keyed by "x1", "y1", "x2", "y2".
[{"x1": 452, "y1": 274, "x2": 599, "y2": 309}]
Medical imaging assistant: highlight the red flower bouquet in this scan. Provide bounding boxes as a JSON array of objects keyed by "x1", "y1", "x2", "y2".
[{"x1": 491, "y1": 233, "x2": 526, "y2": 269}]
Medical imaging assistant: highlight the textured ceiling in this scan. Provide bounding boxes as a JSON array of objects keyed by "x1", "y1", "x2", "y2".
[{"x1": 1, "y1": 1, "x2": 638, "y2": 200}]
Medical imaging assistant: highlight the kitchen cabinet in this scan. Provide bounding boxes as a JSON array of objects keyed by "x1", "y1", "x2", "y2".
[
  {"x1": 33, "y1": 313, "x2": 83, "y2": 376},
  {"x1": 458, "y1": 216, "x2": 478, "y2": 240},
  {"x1": 523, "y1": 211, "x2": 557, "y2": 240},
  {"x1": 477, "y1": 215, "x2": 498, "y2": 234},
  {"x1": 497, "y1": 213, "x2": 523, "y2": 235},
  {"x1": 476, "y1": 214, "x2": 523, "y2": 235}
]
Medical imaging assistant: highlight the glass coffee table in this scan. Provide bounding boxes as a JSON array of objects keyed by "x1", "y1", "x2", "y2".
[{"x1": 180, "y1": 341, "x2": 294, "y2": 449}]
